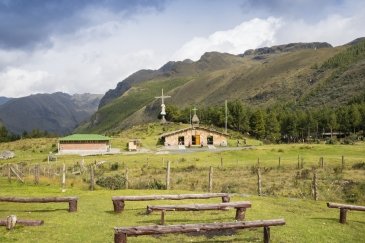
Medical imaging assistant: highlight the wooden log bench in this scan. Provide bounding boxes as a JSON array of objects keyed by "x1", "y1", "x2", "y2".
[
  {"x1": 114, "y1": 218, "x2": 285, "y2": 243},
  {"x1": 327, "y1": 202, "x2": 365, "y2": 224},
  {"x1": 0, "y1": 215, "x2": 43, "y2": 230},
  {"x1": 146, "y1": 201, "x2": 251, "y2": 225},
  {"x1": 112, "y1": 193, "x2": 230, "y2": 213},
  {"x1": 0, "y1": 196, "x2": 78, "y2": 212}
]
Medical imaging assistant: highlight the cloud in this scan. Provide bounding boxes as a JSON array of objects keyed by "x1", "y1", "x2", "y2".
[
  {"x1": 173, "y1": 17, "x2": 283, "y2": 61},
  {"x1": 0, "y1": 0, "x2": 166, "y2": 49}
]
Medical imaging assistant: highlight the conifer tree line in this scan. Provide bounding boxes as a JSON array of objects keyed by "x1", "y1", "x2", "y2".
[{"x1": 165, "y1": 99, "x2": 365, "y2": 143}]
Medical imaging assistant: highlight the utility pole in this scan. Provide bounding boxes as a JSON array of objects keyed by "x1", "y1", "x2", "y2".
[{"x1": 225, "y1": 100, "x2": 228, "y2": 133}]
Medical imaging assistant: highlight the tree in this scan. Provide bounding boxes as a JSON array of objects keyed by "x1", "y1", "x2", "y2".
[
  {"x1": 265, "y1": 111, "x2": 280, "y2": 142},
  {"x1": 250, "y1": 110, "x2": 265, "y2": 139},
  {"x1": 349, "y1": 104, "x2": 361, "y2": 133}
]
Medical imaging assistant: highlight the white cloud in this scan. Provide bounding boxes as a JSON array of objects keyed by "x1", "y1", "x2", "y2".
[
  {"x1": 0, "y1": 68, "x2": 51, "y2": 97},
  {"x1": 173, "y1": 17, "x2": 283, "y2": 61}
]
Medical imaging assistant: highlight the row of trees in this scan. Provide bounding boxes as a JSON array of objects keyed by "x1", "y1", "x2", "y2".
[
  {"x1": 0, "y1": 127, "x2": 57, "y2": 143},
  {"x1": 165, "y1": 100, "x2": 365, "y2": 143}
]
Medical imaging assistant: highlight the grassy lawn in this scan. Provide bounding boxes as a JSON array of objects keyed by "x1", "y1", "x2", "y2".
[
  {"x1": 0, "y1": 180, "x2": 364, "y2": 243},
  {"x1": 0, "y1": 137, "x2": 364, "y2": 242}
]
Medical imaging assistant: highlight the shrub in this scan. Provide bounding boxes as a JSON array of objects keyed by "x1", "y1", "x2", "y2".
[
  {"x1": 110, "y1": 162, "x2": 119, "y2": 171},
  {"x1": 352, "y1": 162, "x2": 365, "y2": 170},
  {"x1": 96, "y1": 175, "x2": 126, "y2": 190},
  {"x1": 221, "y1": 182, "x2": 239, "y2": 193}
]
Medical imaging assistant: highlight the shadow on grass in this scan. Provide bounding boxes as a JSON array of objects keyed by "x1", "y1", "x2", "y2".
[
  {"x1": 137, "y1": 216, "x2": 232, "y2": 224},
  {"x1": 142, "y1": 229, "x2": 259, "y2": 242}
]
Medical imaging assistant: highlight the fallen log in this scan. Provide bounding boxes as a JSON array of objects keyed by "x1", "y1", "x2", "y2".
[
  {"x1": 0, "y1": 218, "x2": 44, "y2": 228},
  {"x1": 114, "y1": 219, "x2": 285, "y2": 243}
]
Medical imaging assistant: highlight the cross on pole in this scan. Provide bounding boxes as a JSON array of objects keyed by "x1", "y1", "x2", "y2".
[{"x1": 155, "y1": 89, "x2": 171, "y2": 123}]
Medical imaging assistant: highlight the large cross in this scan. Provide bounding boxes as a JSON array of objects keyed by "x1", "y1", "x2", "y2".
[{"x1": 155, "y1": 89, "x2": 171, "y2": 123}]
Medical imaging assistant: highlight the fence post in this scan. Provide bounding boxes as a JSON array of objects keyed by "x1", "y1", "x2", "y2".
[
  {"x1": 7, "y1": 163, "x2": 11, "y2": 183},
  {"x1": 89, "y1": 164, "x2": 95, "y2": 191},
  {"x1": 209, "y1": 166, "x2": 213, "y2": 192},
  {"x1": 301, "y1": 158, "x2": 304, "y2": 169},
  {"x1": 297, "y1": 155, "x2": 300, "y2": 169},
  {"x1": 166, "y1": 161, "x2": 171, "y2": 190},
  {"x1": 278, "y1": 157, "x2": 281, "y2": 168},
  {"x1": 34, "y1": 164, "x2": 40, "y2": 185},
  {"x1": 125, "y1": 167, "x2": 129, "y2": 189},
  {"x1": 341, "y1": 155, "x2": 345, "y2": 170},
  {"x1": 257, "y1": 167, "x2": 262, "y2": 196},
  {"x1": 220, "y1": 157, "x2": 223, "y2": 168},
  {"x1": 312, "y1": 169, "x2": 318, "y2": 201},
  {"x1": 62, "y1": 163, "x2": 66, "y2": 192}
]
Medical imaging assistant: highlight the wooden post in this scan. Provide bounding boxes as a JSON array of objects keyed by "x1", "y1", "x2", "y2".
[
  {"x1": 34, "y1": 164, "x2": 39, "y2": 185},
  {"x1": 278, "y1": 157, "x2": 281, "y2": 168},
  {"x1": 68, "y1": 199, "x2": 78, "y2": 212},
  {"x1": 113, "y1": 200, "x2": 125, "y2": 213},
  {"x1": 89, "y1": 165, "x2": 95, "y2": 191},
  {"x1": 257, "y1": 158, "x2": 260, "y2": 167},
  {"x1": 6, "y1": 215, "x2": 17, "y2": 230},
  {"x1": 235, "y1": 208, "x2": 246, "y2": 221},
  {"x1": 114, "y1": 232, "x2": 127, "y2": 243},
  {"x1": 297, "y1": 155, "x2": 300, "y2": 169},
  {"x1": 7, "y1": 164, "x2": 11, "y2": 183},
  {"x1": 209, "y1": 166, "x2": 213, "y2": 193},
  {"x1": 341, "y1": 156, "x2": 345, "y2": 170},
  {"x1": 125, "y1": 167, "x2": 129, "y2": 189},
  {"x1": 62, "y1": 163, "x2": 66, "y2": 192},
  {"x1": 301, "y1": 158, "x2": 304, "y2": 169},
  {"x1": 320, "y1": 157, "x2": 324, "y2": 168},
  {"x1": 166, "y1": 161, "x2": 171, "y2": 190},
  {"x1": 339, "y1": 208, "x2": 347, "y2": 224},
  {"x1": 264, "y1": 226, "x2": 270, "y2": 243},
  {"x1": 220, "y1": 157, "x2": 223, "y2": 168},
  {"x1": 257, "y1": 167, "x2": 262, "y2": 196},
  {"x1": 312, "y1": 170, "x2": 318, "y2": 201},
  {"x1": 160, "y1": 210, "x2": 166, "y2": 225}
]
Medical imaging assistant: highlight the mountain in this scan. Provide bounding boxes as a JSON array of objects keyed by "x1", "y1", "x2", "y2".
[
  {"x1": 0, "y1": 96, "x2": 12, "y2": 105},
  {"x1": 0, "y1": 92, "x2": 102, "y2": 135},
  {"x1": 78, "y1": 38, "x2": 365, "y2": 134}
]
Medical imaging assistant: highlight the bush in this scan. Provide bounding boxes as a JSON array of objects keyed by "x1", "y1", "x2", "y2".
[
  {"x1": 352, "y1": 162, "x2": 365, "y2": 170},
  {"x1": 110, "y1": 162, "x2": 119, "y2": 171},
  {"x1": 96, "y1": 175, "x2": 126, "y2": 190},
  {"x1": 221, "y1": 182, "x2": 239, "y2": 193}
]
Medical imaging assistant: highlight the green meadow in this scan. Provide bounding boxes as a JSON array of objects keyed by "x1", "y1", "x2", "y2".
[{"x1": 0, "y1": 132, "x2": 364, "y2": 242}]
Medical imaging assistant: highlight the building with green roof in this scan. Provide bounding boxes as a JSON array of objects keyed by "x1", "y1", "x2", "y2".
[{"x1": 58, "y1": 134, "x2": 112, "y2": 154}]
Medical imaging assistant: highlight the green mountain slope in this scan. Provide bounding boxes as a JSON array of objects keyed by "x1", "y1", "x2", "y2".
[
  {"x1": 79, "y1": 39, "x2": 365, "y2": 133},
  {"x1": 0, "y1": 93, "x2": 102, "y2": 135}
]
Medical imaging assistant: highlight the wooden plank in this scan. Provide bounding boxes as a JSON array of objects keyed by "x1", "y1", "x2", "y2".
[
  {"x1": 147, "y1": 202, "x2": 251, "y2": 213},
  {"x1": 114, "y1": 219, "x2": 285, "y2": 236},
  {"x1": 0, "y1": 196, "x2": 78, "y2": 203},
  {"x1": 112, "y1": 193, "x2": 229, "y2": 201},
  {"x1": 327, "y1": 202, "x2": 365, "y2": 211}
]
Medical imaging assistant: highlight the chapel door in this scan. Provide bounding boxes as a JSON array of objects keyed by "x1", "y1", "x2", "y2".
[{"x1": 196, "y1": 135, "x2": 200, "y2": 145}]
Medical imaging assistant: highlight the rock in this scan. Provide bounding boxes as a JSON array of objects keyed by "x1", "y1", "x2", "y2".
[{"x1": 0, "y1": 150, "x2": 15, "y2": 159}]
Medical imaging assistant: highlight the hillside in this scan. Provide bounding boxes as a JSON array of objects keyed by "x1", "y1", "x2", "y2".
[
  {"x1": 0, "y1": 96, "x2": 11, "y2": 105},
  {"x1": 0, "y1": 92, "x2": 102, "y2": 135},
  {"x1": 79, "y1": 39, "x2": 365, "y2": 133}
]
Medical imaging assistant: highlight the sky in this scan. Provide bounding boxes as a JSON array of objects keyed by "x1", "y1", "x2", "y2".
[{"x1": 0, "y1": 0, "x2": 364, "y2": 98}]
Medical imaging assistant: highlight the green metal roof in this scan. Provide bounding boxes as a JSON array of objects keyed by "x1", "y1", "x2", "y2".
[{"x1": 59, "y1": 134, "x2": 111, "y2": 141}]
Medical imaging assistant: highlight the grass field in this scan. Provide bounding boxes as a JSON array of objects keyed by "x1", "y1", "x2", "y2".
[{"x1": 0, "y1": 134, "x2": 364, "y2": 242}]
